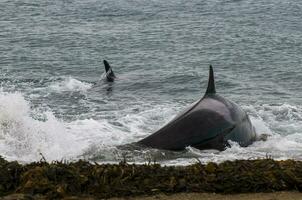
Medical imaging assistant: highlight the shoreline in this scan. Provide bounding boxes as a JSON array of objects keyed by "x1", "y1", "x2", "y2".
[
  {"x1": 2, "y1": 192, "x2": 302, "y2": 200},
  {"x1": 1, "y1": 156, "x2": 302, "y2": 199},
  {"x1": 110, "y1": 192, "x2": 302, "y2": 200}
]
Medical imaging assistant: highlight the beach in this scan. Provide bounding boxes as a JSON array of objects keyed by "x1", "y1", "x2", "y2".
[
  {"x1": 1, "y1": 158, "x2": 302, "y2": 199},
  {"x1": 2, "y1": 192, "x2": 302, "y2": 200},
  {"x1": 111, "y1": 192, "x2": 302, "y2": 200}
]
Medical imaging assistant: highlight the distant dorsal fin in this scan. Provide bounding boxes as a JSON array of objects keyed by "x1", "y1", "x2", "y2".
[
  {"x1": 205, "y1": 65, "x2": 216, "y2": 94},
  {"x1": 103, "y1": 60, "x2": 111, "y2": 73},
  {"x1": 103, "y1": 60, "x2": 116, "y2": 82}
]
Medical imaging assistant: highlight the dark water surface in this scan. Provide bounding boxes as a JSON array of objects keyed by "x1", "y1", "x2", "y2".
[{"x1": 1, "y1": 0, "x2": 302, "y2": 164}]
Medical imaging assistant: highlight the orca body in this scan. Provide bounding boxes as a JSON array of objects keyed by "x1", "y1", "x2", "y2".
[
  {"x1": 103, "y1": 60, "x2": 116, "y2": 82},
  {"x1": 137, "y1": 66, "x2": 256, "y2": 151}
]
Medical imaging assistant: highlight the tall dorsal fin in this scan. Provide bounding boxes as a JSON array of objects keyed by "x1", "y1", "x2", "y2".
[
  {"x1": 103, "y1": 60, "x2": 111, "y2": 73},
  {"x1": 205, "y1": 65, "x2": 216, "y2": 94},
  {"x1": 103, "y1": 60, "x2": 116, "y2": 82}
]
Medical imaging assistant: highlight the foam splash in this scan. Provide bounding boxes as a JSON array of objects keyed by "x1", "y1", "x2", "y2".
[
  {"x1": 68, "y1": 102, "x2": 180, "y2": 162},
  {"x1": 0, "y1": 90, "x2": 83, "y2": 162},
  {"x1": 49, "y1": 77, "x2": 93, "y2": 92}
]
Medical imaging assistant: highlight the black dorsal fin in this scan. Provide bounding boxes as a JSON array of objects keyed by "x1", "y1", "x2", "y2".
[
  {"x1": 103, "y1": 60, "x2": 116, "y2": 82},
  {"x1": 103, "y1": 60, "x2": 111, "y2": 73},
  {"x1": 205, "y1": 65, "x2": 216, "y2": 95}
]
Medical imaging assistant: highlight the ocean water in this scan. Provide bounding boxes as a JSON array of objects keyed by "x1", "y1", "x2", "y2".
[{"x1": 1, "y1": 0, "x2": 302, "y2": 165}]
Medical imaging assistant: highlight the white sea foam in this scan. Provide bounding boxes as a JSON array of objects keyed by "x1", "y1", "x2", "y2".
[
  {"x1": 49, "y1": 77, "x2": 93, "y2": 92},
  {"x1": 0, "y1": 90, "x2": 84, "y2": 162},
  {"x1": 66, "y1": 102, "x2": 180, "y2": 161}
]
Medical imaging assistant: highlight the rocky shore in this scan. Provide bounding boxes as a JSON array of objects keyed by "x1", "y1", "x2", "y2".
[
  {"x1": 1, "y1": 156, "x2": 302, "y2": 199},
  {"x1": 2, "y1": 192, "x2": 302, "y2": 200}
]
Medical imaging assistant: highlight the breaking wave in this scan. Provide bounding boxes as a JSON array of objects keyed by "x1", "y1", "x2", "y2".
[{"x1": 0, "y1": 90, "x2": 83, "y2": 162}]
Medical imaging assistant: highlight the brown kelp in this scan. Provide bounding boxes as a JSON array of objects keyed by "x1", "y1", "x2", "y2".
[{"x1": 1, "y1": 156, "x2": 302, "y2": 199}]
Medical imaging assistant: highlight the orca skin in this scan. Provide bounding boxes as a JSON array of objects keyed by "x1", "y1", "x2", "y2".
[
  {"x1": 103, "y1": 60, "x2": 116, "y2": 82},
  {"x1": 137, "y1": 66, "x2": 256, "y2": 151}
]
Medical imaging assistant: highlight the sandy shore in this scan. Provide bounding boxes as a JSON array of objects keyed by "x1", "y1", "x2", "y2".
[{"x1": 110, "y1": 192, "x2": 302, "y2": 200}]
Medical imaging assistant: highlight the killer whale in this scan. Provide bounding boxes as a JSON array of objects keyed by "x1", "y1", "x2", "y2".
[
  {"x1": 137, "y1": 66, "x2": 256, "y2": 151},
  {"x1": 103, "y1": 60, "x2": 116, "y2": 82}
]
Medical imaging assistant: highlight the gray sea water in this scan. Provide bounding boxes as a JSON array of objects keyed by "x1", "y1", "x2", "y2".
[{"x1": 1, "y1": 0, "x2": 302, "y2": 165}]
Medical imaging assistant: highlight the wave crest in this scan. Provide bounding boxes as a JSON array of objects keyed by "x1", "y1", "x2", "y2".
[{"x1": 0, "y1": 90, "x2": 83, "y2": 162}]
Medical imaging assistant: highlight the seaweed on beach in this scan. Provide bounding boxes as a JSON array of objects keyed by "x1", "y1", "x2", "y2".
[
  {"x1": 0, "y1": 156, "x2": 22, "y2": 196},
  {"x1": 1, "y1": 156, "x2": 302, "y2": 199}
]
